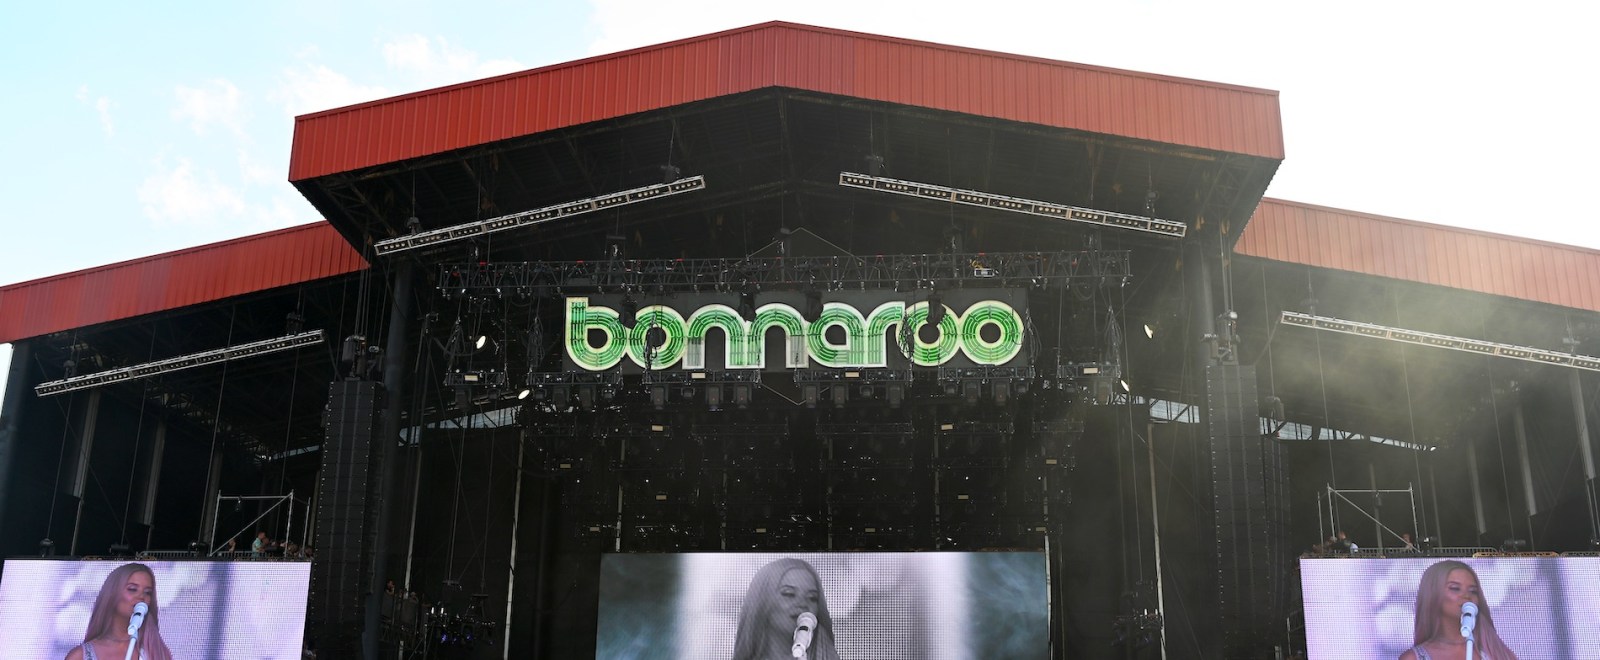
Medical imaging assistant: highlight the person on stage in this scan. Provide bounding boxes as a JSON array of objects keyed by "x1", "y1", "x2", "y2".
[
  {"x1": 1399, "y1": 560, "x2": 1518, "y2": 660},
  {"x1": 64, "y1": 562, "x2": 175, "y2": 660},
  {"x1": 732, "y1": 558, "x2": 841, "y2": 660}
]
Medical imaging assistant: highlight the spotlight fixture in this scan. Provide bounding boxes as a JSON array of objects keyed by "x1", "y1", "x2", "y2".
[
  {"x1": 1281, "y1": 311, "x2": 1600, "y2": 373},
  {"x1": 475, "y1": 335, "x2": 489, "y2": 350},
  {"x1": 518, "y1": 389, "x2": 531, "y2": 400},
  {"x1": 737, "y1": 282, "x2": 758, "y2": 321},
  {"x1": 839, "y1": 172, "x2": 1185, "y2": 238},
  {"x1": 621, "y1": 295, "x2": 640, "y2": 325},
  {"x1": 374, "y1": 176, "x2": 706, "y2": 255},
  {"x1": 1143, "y1": 324, "x2": 1155, "y2": 339},
  {"x1": 926, "y1": 292, "x2": 946, "y2": 327},
  {"x1": 35, "y1": 331, "x2": 325, "y2": 397}
]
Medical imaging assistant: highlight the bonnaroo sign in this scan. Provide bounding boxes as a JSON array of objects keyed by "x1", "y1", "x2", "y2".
[{"x1": 565, "y1": 297, "x2": 1025, "y2": 371}]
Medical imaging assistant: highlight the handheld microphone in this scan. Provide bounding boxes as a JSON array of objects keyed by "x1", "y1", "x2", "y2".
[
  {"x1": 791, "y1": 612, "x2": 817, "y2": 658},
  {"x1": 1460, "y1": 601, "x2": 1478, "y2": 639},
  {"x1": 128, "y1": 602, "x2": 148, "y2": 638}
]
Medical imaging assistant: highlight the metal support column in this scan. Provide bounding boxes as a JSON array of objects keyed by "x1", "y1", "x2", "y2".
[
  {"x1": 365, "y1": 259, "x2": 414, "y2": 660},
  {"x1": 1569, "y1": 371, "x2": 1600, "y2": 543},
  {"x1": 0, "y1": 341, "x2": 31, "y2": 553},
  {"x1": 1510, "y1": 397, "x2": 1538, "y2": 547}
]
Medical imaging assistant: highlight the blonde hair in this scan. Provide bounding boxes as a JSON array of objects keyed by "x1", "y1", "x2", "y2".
[
  {"x1": 1412, "y1": 560, "x2": 1515, "y2": 659},
  {"x1": 731, "y1": 558, "x2": 840, "y2": 660},
  {"x1": 84, "y1": 563, "x2": 174, "y2": 660}
]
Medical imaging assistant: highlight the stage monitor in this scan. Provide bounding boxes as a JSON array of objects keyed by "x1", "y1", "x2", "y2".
[
  {"x1": 597, "y1": 551, "x2": 1049, "y2": 660},
  {"x1": 0, "y1": 559, "x2": 310, "y2": 659},
  {"x1": 1300, "y1": 556, "x2": 1600, "y2": 659}
]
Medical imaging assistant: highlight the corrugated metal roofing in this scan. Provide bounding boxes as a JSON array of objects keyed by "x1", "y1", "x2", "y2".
[
  {"x1": 0, "y1": 222, "x2": 366, "y2": 344},
  {"x1": 1237, "y1": 198, "x2": 1600, "y2": 313},
  {"x1": 289, "y1": 21, "x2": 1284, "y2": 182}
]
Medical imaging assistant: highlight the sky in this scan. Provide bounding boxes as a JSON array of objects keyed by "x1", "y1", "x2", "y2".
[{"x1": 1, "y1": 0, "x2": 1596, "y2": 404}]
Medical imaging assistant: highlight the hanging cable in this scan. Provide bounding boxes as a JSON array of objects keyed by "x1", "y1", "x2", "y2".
[
  {"x1": 1482, "y1": 318, "x2": 1517, "y2": 542},
  {"x1": 42, "y1": 338, "x2": 81, "y2": 546},
  {"x1": 119, "y1": 331, "x2": 157, "y2": 547},
  {"x1": 1306, "y1": 271, "x2": 1339, "y2": 524},
  {"x1": 198, "y1": 306, "x2": 237, "y2": 542},
  {"x1": 1390, "y1": 291, "x2": 1429, "y2": 543},
  {"x1": 1116, "y1": 281, "x2": 1145, "y2": 587}
]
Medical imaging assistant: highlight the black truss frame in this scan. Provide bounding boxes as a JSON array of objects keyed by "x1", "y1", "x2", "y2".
[{"x1": 437, "y1": 250, "x2": 1130, "y2": 296}]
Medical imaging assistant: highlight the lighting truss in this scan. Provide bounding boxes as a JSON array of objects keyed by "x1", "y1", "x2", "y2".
[
  {"x1": 439, "y1": 249, "x2": 1129, "y2": 296},
  {"x1": 1281, "y1": 311, "x2": 1600, "y2": 372},
  {"x1": 374, "y1": 175, "x2": 707, "y2": 256},
  {"x1": 34, "y1": 330, "x2": 325, "y2": 397},
  {"x1": 839, "y1": 172, "x2": 1187, "y2": 238}
]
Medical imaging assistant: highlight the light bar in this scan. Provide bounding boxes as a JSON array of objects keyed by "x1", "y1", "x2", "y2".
[
  {"x1": 839, "y1": 172, "x2": 1186, "y2": 238},
  {"x1": 34, "y1": 330, "x2": 326, "y2": 397},
  {"x1": 1280, "y1": 311, "x2": 1600, "y2": 372},
  {"x1": 375, "y1": 176, "x2": 707, "y2": 256}
]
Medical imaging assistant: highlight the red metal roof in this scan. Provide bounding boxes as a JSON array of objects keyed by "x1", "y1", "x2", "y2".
[
  {"x1": 1237, "y1": 198, "x2": 1600, "y2": 313},
  {"x1": 289, "y1": 21, "x2": 1284, "y2": 182},
  {"x1": 0, "y1": 222, "x2": 366, "y2": 344}
]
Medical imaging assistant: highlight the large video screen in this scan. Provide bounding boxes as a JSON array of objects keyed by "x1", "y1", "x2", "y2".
[
  {"x1": 0, "y1": 559, "x2": 310, "y2": 659},
  {"x1": 1301, "y1": 556, "x2": 1600, "y2": 659},
  {"x1": 597, "y1": 552, "x2": 1049, "y2": 660}
]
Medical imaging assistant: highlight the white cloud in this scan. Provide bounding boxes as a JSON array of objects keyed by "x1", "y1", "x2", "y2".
[
  {"x1": 136, "y1": 156, "x2": 247, "y2": 228},
  {"x1": 251, "y1": 194, "x2": 313, "y2": 229},
  {"x1": 173, "y1": 79, "x2": 247, "y2": 137},
  {"x1": 381, "y1": 34, "x2": 524, "y2": 84},
  {"x1": 237, "y1": 149, "x2": 277, "y2": 186},
  {"x1": 76, "y1": 84, "x2": 116, "y2": 136},
  {"x1": 274, "y1": 63, "x2": 390, "y2": 117}
]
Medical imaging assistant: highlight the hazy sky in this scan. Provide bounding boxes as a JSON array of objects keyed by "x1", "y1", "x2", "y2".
[{"x1": 2, "y1": 0, "x2": 1595, "y2": 402}]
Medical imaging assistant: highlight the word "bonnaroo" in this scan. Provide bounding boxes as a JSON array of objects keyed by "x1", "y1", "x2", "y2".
[{"x1": 566, "y1": 297, "x2": 1024, "y2": 371}]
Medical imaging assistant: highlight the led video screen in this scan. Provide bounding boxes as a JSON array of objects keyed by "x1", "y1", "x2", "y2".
[
  {"x1": 0, "y1": 559, "x2": 311, "y2": 659},
  {"x1": 1300, "y1": 556, "x2": 1600, "y2": 659},
  {"x1": 597, "y1": 551, "x2": 1049, "y2": 660}
]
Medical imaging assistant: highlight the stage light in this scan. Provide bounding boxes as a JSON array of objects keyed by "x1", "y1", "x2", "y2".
[
  {"x1": 621, "y1": 295, "x2": 639, "y2": 325},
  {"x1": 34, "y1": 331, "x2": 325, "y2": 397},
  {"x1": 1280, "y1": 311, "x2": 1600, "y2": 373},
  {"x1": 927, "y1": 292, "x2": 945, "y2": 327},
  {"x1": 373, "y1": 176, "x2": 707, "y2": 256},
  {"x1": 1143, "y1": 324, "x2": 1155, "y2": 339},
  {"x1": 737, "y1": 282, "x2": 758, "y2": 321},
  {"x1": 518, "y1": 388, "x2": 531, "y2": 400},
  {"x1": 804, "y1": 288, "x2": 823, "y2": 320},
  {"x1": 475, "y1": 335, "x2": 488, "y2": 350},
  {"x1": 1118, "y1": 379, "x2": 1130, "y2": 393},
  {"x1": 839, "y1": 172, "x2": 1186, "y2": 238}
]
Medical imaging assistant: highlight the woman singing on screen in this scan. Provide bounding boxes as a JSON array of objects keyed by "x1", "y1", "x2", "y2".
[
  {"x1": 732, "y1": 558, "x2": 841, "y2": 660},
  {"x1": 1399, "y1": 560, "x2": 1517, "y2": 660},
  {"x1": 64, "y1": 563, "x2": 175, "y2": 660}
]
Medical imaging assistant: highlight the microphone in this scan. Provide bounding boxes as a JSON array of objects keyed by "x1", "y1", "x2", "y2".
[
  {"x1": 1460, "y1": 601, "x2": 1478, "y2": 639},
  {"x1": 791, "y1": 611, "x2": 817, "y2": 658},
  {"x1": 128, "y1": 601, "x2": 148, "y2": 637}
]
